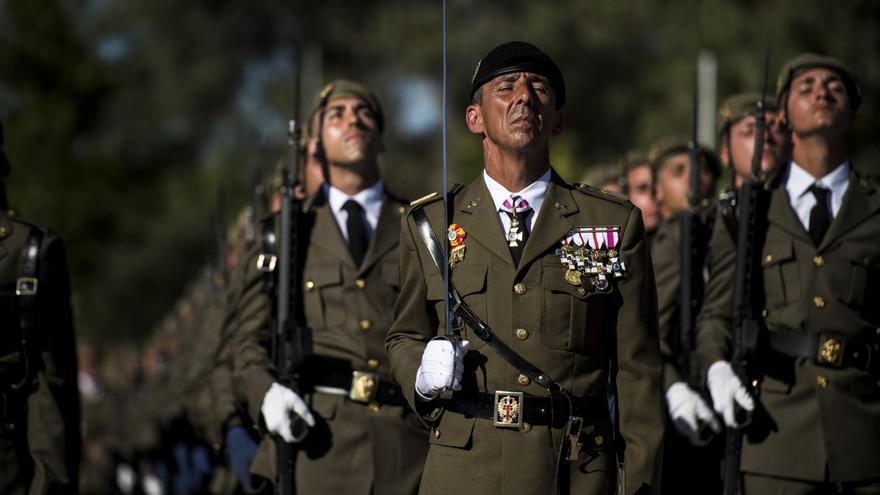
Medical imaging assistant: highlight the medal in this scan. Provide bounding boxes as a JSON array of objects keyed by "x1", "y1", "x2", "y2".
[
  {"x1": 556, "y1": 226, "x2": 627, "y2": 292},
  {"x1": 448, "y1": 224, "x2": 466, "y2": 268}
]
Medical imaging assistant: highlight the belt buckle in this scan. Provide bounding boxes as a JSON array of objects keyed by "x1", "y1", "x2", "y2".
[
  {"x1": 817, "y1": 335, "x2": 845, "y2": 368},
  {"x1": 494, "y1": 390, "x2": 524, "y2": 428},
  {"x1": 15, "y1": 277, "x2": 38, "y2": 296},
  {"x1": 349, "y1": 371, "x2": 378, "y2": 403}
]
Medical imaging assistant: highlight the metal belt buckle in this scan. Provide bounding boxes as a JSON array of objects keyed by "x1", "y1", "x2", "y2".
[
  {"x1": 817, "y1": 335, "x2": 845, "y2": 368},
  {"x1": 564, "y1": 415, "x2": 585, "y2": 461},
  {"x1": 255, "y1": 253, "x2": 277, "y2": 273},
  {"x1": 494, "y1": 390, "x2": 523, "y2": 428},
  {"x1": 15, "y1": 277, "x2": 38, "y2": 296},
  {"x1": 349, "y1": 371, "x2": 378, "y2": 403}
]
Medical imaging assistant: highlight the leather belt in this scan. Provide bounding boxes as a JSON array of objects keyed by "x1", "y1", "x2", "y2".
[
  {"x1": 767, "y1": 331, "x2": 878, "y2": 372},
  {"x1": 299, "y1": 356, "x2": 406, "y2": 407},
  {"x1": 443, "y1": 391, "x2": 607, "y2": 429}
]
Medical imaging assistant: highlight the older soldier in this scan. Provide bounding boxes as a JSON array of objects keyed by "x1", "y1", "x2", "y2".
[
  {"x1": 386, "y1": 41, "x2": 663, "y2": 495},
  {"x1": 0, "y1": 121, "x2": 81, "y2": 494},
  {"x1": 699, "y1": 54, "x2": 880, "y2": 494},
  {"x1": 228, "y1": 80, "x2": 429, "y2": 494}
]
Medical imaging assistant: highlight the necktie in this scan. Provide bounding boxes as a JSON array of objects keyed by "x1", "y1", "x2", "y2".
[
  {"x1": 342, "y1": 200, "x2": 368, "y2": 266},
  {"x1": 808, "y1": 185, "x2": 831, "y2": 247},
  {"x1": 501, "y1": 195, "x2": 532, "y2": 266}
]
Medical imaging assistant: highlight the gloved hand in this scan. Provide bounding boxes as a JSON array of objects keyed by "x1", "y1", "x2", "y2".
[
  {"x1": 225, "y1": 426, "x2": 260, "y2": 493},
  {"x1": 416, "y1": 338, "x2": 470, "y2": 401},
  {"x1": 666, "y1": 381, "x2": 721, "y2": 446},
  {"x1": 261, "y1": 382, "x2": 315, "y2": 443},
  {"x1": 707, "y1": 360, "x2": 755, "y2": 428},
  {"x1": 115, "y1": 463, "x2": 136, "y2": 494},
  {"x1": 141, "y1": 473, "x2": 164, "y2": 495}
]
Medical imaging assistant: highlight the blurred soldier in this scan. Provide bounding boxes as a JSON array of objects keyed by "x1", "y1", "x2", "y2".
[
  {"x1": 699, "y1": 53, "x2": 880, "y2": 494},
  {"x1": 650, "y1": 136, "x2": 720, "y2": 222},
  {"x1": 386, "y1": 41, "x2": 663, "y2": 494},
  {"x1": 0, "y1": 121, "x2": 81, "y2": 495},
  {"x1": 228, "y1": 79, "x2": 429, "y2": 494},
  {"x1": 580, "y1": 161, "x2": 625, "y2": 194},
  {"x1": 621, "y1": 151, "x2": 659, "y2": 239}
]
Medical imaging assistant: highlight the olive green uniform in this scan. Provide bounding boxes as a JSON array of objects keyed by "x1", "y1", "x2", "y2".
[
  {"x1": 229, "y1": 187, "x2": 429, "y2": 494},
  {"x1": 386, "y1": 171, "x2": 664, "y2": 495}
]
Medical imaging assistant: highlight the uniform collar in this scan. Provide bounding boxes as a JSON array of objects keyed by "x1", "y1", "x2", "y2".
[
  {"x1": 482, "y1": 167, "x2": 552, "y2": 216},
  {"x1": 325, "y1": 179, "x2": 385, "y2": 221}
]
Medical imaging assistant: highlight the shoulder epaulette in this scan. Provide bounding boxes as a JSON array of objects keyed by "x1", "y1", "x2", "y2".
[
  {"x1": 7, "y1": 210, "x2": 50, "y2": 234},
  {"x1": 407, "y1": 183, "x2": 464, "y2": 211},
  {"x1": 573, "y1": 183, "x2": 632, "y2": 207}
]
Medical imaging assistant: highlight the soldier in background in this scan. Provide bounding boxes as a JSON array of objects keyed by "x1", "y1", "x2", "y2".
[
  {"x1": 621, "y1": 151, "x2": 659, "y2": 240},
  {"x1": 0, "y1": 120, "x2": 81, "y2": 495}
]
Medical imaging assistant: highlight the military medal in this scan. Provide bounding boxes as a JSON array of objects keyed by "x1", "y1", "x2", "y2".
[
  {"x1": 447, "y1": 224, "x2": 466, "y2": 268},
  {"x1": 555, "y1": 226, "x2": 626, "y2": 293},
  {"x1": 502, "y1": 196, "x2": 530, "y2": 247}
]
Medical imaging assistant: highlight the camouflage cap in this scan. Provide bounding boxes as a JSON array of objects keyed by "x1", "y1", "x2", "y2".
[
  {"x1": 306, "y1": 79, "x2": 384, "y2": 138},
  {"x1": 648, "y1": 136, "x2": 721, "y2": 178},
  {"x1": 776, "y1": 53, "x2": 861, "y2": 110},
  {"x1": 0, "y1": 121, "x2": 9, "y2": 177},
  {"x1": 717, "y1": 92, "x2": 779, "y2": 135}
]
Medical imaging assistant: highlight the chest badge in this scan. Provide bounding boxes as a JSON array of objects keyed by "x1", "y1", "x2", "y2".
[
  {"x1": 556, "y1": 226, "x2": 627, "y2": 294},
  {"x1": 448, "y1": 224, "x2": 466, "y2": 269}
]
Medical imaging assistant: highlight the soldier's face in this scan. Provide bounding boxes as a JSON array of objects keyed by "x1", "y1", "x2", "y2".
[
  {"x1": 786, "y1": 68, "x2": 854, "y2": 137},
  {"x1": 320, "y1": 97, "x2": 383, "y2": 168},
  {"x1": 725, "y1": 112, "x2": 787, "y2": 182},
  {"x1": 467, "y1": 72, "x2": 563, "y2": 151},
  {"x1": 655, "y1": 152, "x2": 715, "y2": 217},
  {"x1": 626, "y1": 165, "x2": 659, "y2": 231}
]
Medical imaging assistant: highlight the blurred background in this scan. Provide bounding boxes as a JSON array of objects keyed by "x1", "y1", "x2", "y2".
[{"x1": 1, "y1": 0, "x2": 878, "y2": 345}]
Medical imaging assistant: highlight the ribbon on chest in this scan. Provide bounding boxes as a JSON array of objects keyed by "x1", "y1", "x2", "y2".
[{"x1": 555, "y1": 226, "x2": 627, "y2": 293}]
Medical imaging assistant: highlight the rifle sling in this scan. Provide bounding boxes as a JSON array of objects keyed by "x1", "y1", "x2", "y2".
[{"x1": 12, "y1": 230, "x2": 41, "y2": 392}]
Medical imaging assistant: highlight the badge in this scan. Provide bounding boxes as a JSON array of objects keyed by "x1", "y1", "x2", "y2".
[
  {"x1": 494, "y1": 391, "x2": 523, "y2": 428},
  {"x1": 555, "y1": 226, "x2": 627, "y2": 293},
  {"x1": 448, "y1": 224, "x2": 466, "y2": 268}
]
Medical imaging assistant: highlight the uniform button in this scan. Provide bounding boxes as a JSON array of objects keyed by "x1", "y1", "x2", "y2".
[
  {"x1": 516, "y1": 374, "x2": 531, "y2": 386},
  {"x1": 355, "y1": 279, "x2": 366, "y2": 289},
  {"x1": 515, "y1": 328, "x2": 529, "y2": 340},
  {"x1": 359, "y1": 320, "x2": 371, "y2": 331},
  {"x1": 0, "y1": 226, "x2": 6, "y2": 235},
  {"x1": 368, "y1": 402, "x2": 381, "y2": 413},
  {"x1": 764, "y1": 254, "x2": 773, "y2": 264},
  {"x1": 434, "y1": 429, "x2": 441, "y2": 439},
  {"x1": 367, "y1": 359, "x2": 379, "y2": 369},
  {"x1": 519, "y1": 422, "x2": 531, "y2": 433},
  {"x1": 813, "y1": 255, "x2": 825, "y2": 267},
  {"x1": 813, "y1": 296, "x2": 825, "y2": 308},
  {"x1": 397, "y1": 206, "x2": 406, "y2": 215},
  {"x1": 305, "y1": 281, "x2": 315, "y2": 291},
  {"x1": 576, "y1": 287, "x2": 586, "y2": 296},
  {"x1": 761, "y1": 309, "x2": 768, "y2": 317},
  {"x1": 817, "y1": 375, "x2": 828, "y2": 388},
  {"x1": 513, "y1": 283, "x2": 527, "y2": 295},
  {"x1": 595, "y1": 435, "x2": 604, "y2": 446}
]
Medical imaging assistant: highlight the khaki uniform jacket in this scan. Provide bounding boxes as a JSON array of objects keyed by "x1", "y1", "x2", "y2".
[
  {"x1": 0, "y1": 203, "x2": 80, "y2": 495},
  {"x1": 385, "y1": 171, "x2": 664, "y2": 495},
  {"x1": 697, "y1": 168, "x2": 880, "y2": 482},
  {"x1": 651, "y1": 216, "x2": 685, "y2": 392},
  {"x1": 229, "y1": 187, "x2": 429, "y2": 494}
]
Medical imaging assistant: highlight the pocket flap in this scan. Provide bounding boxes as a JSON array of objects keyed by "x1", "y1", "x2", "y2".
[
  {"x1": 544, "y1": 265, "x2": 591, "y2": 300},
  {"x1": 837, "y1": 243, "x2": 880, "y2": 268},
  {"x1": 429, "y1": 409, "x2": 476, "y2": 448},
  {"x1": 762, "y1": 240, "x2": 795, "y2": 267},
  {"x1": 452, "y1": 265, "x2": 487, "y2": 296},
  {"x1": 306, "y1": 265, "x2": 342, "y2": 289},
  {"x1": 381, "y1": 261, "x2": 400, "y2": 287}
]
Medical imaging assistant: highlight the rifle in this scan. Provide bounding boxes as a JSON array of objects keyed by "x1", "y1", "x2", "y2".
[
  {"x1": 273, "y1": 50, "x2": 312, "y2": 495},
  {"x1": 679, "y1": 85, "x2": 713, "y2": 443},
  {"x1": 723, "y1": 50, "x2": 771, "y2": 495}
]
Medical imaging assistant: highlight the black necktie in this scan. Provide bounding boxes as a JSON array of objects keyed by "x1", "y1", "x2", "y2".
[
  {"x1": 808, "y1": 185, "x2": 831, "y2": 247},
  {"x1": 342, "y1": 200, "x2": 368, "y2": 266}
]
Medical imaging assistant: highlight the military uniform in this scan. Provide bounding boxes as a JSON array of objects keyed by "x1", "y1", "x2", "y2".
[
  {"x1": 229, "y1": 184, "x2": 429, "y2": 493},
  {"x1": 386, "y1": 170, "x2": 663, "y2": 494}
]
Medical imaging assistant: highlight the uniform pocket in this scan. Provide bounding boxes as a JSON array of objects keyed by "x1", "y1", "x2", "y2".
[
  {"x1": 381, "y1": 261, "x2": 401, "y2": 290},
  {"x1": 542, "y1": 265, "x2": 599, "y2": 352},
  {"x1": 428, "y1": 409, "x2": 475, "y2": 449},
  {"x1": 831, "y1": 243, "x2": 880, "y2": 310},
  {"x1": 303, "y1": 265, "x2": 343, "y2": 328},
  {"x1": 428, "y1": 266, "x2": 489, "y2": 348},
  {"x1": 761, "y1": 240, "x2": 799, "y2": 308}
]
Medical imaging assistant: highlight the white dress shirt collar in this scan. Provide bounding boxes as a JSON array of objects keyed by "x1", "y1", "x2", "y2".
[
  {"x1": 325, "y1": 180, "x2": 385, "y2": 241},
  {"x1": 784, "y1": 160, "x2": 850, "y2": 229},
  {"x1": 482, "y1": 168, "x2": 552, "y2": 232}
]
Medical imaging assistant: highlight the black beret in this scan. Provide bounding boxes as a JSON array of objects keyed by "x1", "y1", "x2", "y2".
[
  {"x1": 0, "y1": 121, "x2": 9, "y2": 177},
  {"x1": 470, "y1": 41, "x2": 566, "y2": 109}
]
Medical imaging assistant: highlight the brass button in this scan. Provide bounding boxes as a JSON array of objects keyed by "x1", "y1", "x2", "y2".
[
  {"x1": 0, "y1": 226, "x2": 6, "y2": 235},
  {"x1": 516, "y1": 374, "x2": 531, "y2": 386},
  {"x1": 761, "y1": 309, "x2": 768, "y2": 317},
  {"x1": 515, "y1": 328, "x2": 529, "y2": 340},
  {"x1": 764, "y1": 254, "x2": 773, "y2": 264},
  {"x1": 398, "y1": 206, "x2": 406, "y2": 215},
  {"x1": 359, "y1": 320, "x2": 371, "y2": 331},
  {"x1": 434, "y1": 429, "x2": 441, "y2": 439},
  {"x1": 519, "y1": 422, "x2": 531, "y2": 433},
  {"x1": 595, "y1": 435, "x2": 604, "y2": 446},
  {"x1": 305, "y1": 281, "x2": 315, "y2": 291},
  {"x1": 513, "y1": 283, "x2": 527, "y2": 295},
  {"x1": 576, "y1": 287, "x2": 586, "y2": 296},
  {"x1": 813, "y1": 255, "x2": 825, "y2": 267},
  {"x1": 367, "y1": 359, "x2": 379, "y2": 369},
  {"x1": 816, "y1": 375, "x2": 828, "y2": 388},
  {"x1": 368, "y1": 402, "x2": 381, "y2": 413},
  {"x1": 813, "y1": 296, "x2": 826, "y2": 309},
  {"x1": 355, "y1": 279, "x2": 366, "y2": 289}
]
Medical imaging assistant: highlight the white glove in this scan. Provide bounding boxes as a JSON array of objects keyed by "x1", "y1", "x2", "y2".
[
  {"x1": 115, "y1": 463, "x2": 135, "y2": 494},
  {"x1": 415, "y1": 338, "x2": 470, "y2": 401},
  {"x1": 261, "y1": 382, "x2": 316, "y2": 443},
  {"x1": 707, "y1": 360, "x2": 755, "y2": 428},
  {"x1": 666, "y1": 381, "x2": 721, "y2": 446},
  {"x1": 141, "y1": 473, "x2": 164, "y2": 495}
]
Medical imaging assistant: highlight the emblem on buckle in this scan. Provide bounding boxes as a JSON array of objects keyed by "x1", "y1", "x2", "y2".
[
  {"x1": 494, "y1": 391, "x2": 523, "y2": 428},
  {"x1": 256, "y1": 253, "x2": 277, "y2": 273},
  {"x1": 349, "y1": 371, "x2": 378, "y2": 403},
  {"x1": 818, "y1": 336, "x2": 844, "y2": 367},
  {"x1": 15, "y1": 277, "x2": 38, "y2": 296}
]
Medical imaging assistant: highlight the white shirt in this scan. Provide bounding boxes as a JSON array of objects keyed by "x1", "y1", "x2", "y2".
[
  {"x1": 784, "y1": 161, "x2": 850, "y2": 230},
  {"x1": 325, "y1": 180, "x2": 385, "y2": 242},
  {"x1": 483, "y1": 168, "x2": 552, "y2": 235}
]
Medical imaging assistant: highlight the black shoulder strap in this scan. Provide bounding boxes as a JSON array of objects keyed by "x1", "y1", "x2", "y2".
[{"x1": 12, "y1": 228, "x2": 41, "y2": 391}]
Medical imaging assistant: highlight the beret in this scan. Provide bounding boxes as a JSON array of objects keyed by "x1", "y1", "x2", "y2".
[{"x1": 470, "y1": 41, "x2": 566, "y2": 109}]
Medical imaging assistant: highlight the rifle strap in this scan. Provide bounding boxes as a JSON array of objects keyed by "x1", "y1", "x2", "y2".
[{"x1": 12, "y1": 229, "x2": 41, "y2": 391}]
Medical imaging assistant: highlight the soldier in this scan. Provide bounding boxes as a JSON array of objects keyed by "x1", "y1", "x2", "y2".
[
  {"x1": 698, "y1": 53, "x2": 880, "y2": 493},
  {"x1": 227, "y1": 79, "x2": 429, "y2": 493},
  {"x1": 0, "y1": 120, "x2": 81, "y2": 494},
  {"x1": 385, "y1": 41, "x2": 663, "y2": 494},
  {"x1": 621, "y1": 151, "x2": 659, "y2": 239}
]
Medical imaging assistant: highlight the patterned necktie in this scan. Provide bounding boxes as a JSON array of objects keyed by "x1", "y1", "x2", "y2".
[
  {"x1": 808, "y1": 185, "x2": 831, "y2": 247},
  {"x1": 500, "y1": 195, "x2": 532, "y2": 266},
  {"x1": 342, "y1": 199, "x2": 368, "y2": 266}
]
